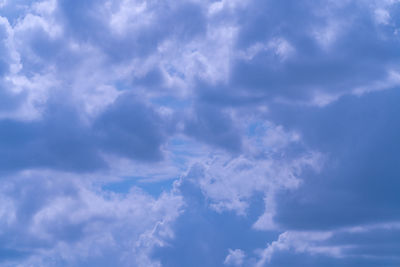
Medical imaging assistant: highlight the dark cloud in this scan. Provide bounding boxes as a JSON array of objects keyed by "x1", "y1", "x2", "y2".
[
  {"x1": 0, "y1": 92, "x2": 174, "y2": 173},
  {"x1": 56, "y1": 0, "x2": 206, "y2": 62},
  {"x1": 272, "y1": 88, "x2": 400, "y2": 230},
  {"x1": 0, "y1": 102, "x2": 105, "y2": 173},
  {"x1": 195, "y1": 0, "x2": 400, "y2": 107},
  {"x1": 184, "y1": 104, "x2": 243, "y2": 153},
  {"x1": 94, "y1": 92, "x2": 173, "y2": 161},
  {"x1": 133, "y1": 68, "x2": 165, "y2": 88}
]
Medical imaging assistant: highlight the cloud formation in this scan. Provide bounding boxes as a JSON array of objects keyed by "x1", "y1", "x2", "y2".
[{"x1": 1, "y1": 0, "x2": 400, "y2": 266}]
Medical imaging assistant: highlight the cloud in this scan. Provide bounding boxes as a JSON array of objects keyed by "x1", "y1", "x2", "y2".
[
  {"x1": 194, "y1": 0, "x2": 400, "y2": 108},
  {"x1": 254, "y1": 223, "x2": 400, "y2": 267},
  {"x1": 0, "y1": 90, "x2": 177, "y2": 173},
  {"x1": 270, "y1": 88, "x2": 400, "y2": 230},
  {"x1": 0, "y1": 171, "x2": 183, "y2": 267},
  {"x1": 0, "y1": 102, "x2": 105, "y2": 173},
  {"x1": 256, "y1": 231, "x2": 336, "y2": 267},
  {"x1": 2, "y1": 0, "x2": 400, "y2": 266},
  {"x1": 94, "y1": 92, "x2": 174, "y2": 162},
  {"x1": 181, "y1": 121, "x2": 320, "y2": 226},
  {"x1": 55, "y1": 0, "x2": 207, "y2": 62},
  {"x1": 224, "y1": 249, "x2": 246, "y2": 266},
  {"x1": 184, "y1": 104, "x2": 243, "y2": 153},
  {"x1": 0, "y1": 16, "x2": 25, "y2": 114}
]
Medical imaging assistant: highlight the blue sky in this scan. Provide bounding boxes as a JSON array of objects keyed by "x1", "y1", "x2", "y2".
[{"x1": 0, "y1": 0, "x2": 400, "y2": 266}]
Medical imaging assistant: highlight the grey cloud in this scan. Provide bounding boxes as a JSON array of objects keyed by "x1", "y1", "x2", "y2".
[
  {"x1": 0, "y1": 92, "x2": 174, "y2": 173},
  {"x1": 184, "y1": 104, "x2": 243, "y2": 153},
  {"x1": 272, "y1": 88, "x2": 400, "y2": 230},
  {"x1": 94, "y1": 92, "x2": 174, "y2": 162}
]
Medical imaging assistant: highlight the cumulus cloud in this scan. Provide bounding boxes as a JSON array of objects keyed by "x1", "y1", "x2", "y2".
[
  {"x1": 1, "y1": 0, "x2": 400, "y2": 266},
  {"x1": 179, "y1": 120, "x2": 321, "y2": 233},
  {"x1": 224, "y1": 249, "x2": 246, "y2": 266},
  {"x1": 0, "y1": 172, "x2": 183, "y2": 267}
]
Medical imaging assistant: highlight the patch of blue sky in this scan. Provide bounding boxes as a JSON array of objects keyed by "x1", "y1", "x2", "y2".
[{"x1": 102, "y1": 176, "x2": 175, "y2": 197}]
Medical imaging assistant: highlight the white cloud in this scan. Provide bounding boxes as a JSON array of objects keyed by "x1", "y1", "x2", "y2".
[
  {"x1": 374, "y1": 8, "x2": 391, "y2": 25},
  {"x1": 238, "y1": 38, "x2": 295, "y2": 62},
  {"x1": 255, "y1": 231, "x2": 340, "y2": 267},
  {"x1": 208, "y1": 0, "x2": 247, "y2": 15},
  {"x1": 0, "y1": 172, "x2": 184, "y2": 267},
  {"x1": 224, "y1": 249, "x2": 246, "y2": 266},
  {"x1": 109, "y1": 0, "x2": 152, "y2": 35},
  {"x1": 180, "y1": 121, "x2": 322, "y2": 230}
]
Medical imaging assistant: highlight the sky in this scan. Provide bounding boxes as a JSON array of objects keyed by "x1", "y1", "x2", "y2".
[{"x1": 0, "y1": 0, "x2": 400, "y2": 266}]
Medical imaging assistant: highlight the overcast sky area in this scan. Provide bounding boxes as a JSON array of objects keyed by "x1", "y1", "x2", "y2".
[{"x1": 1, "y1": 0, "x2": 400, "y2": 266}]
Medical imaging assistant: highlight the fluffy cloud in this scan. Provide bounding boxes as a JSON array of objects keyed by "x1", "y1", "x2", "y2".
[
  {"x1": 182, "y1": 121, "x2": 321, "y2": 222},
  {"x1": 1, "y1": 0, "x2": 400, "y2": 266},
  {"x1": 0, "y1": 16, "x2": 24, "y2": 115},
  {"x1": 224, "y1": 249, "x2": 246, "y2": 266},
  {"x1": 0, "y1": 171, "x2": 183, "y2": 267}
]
